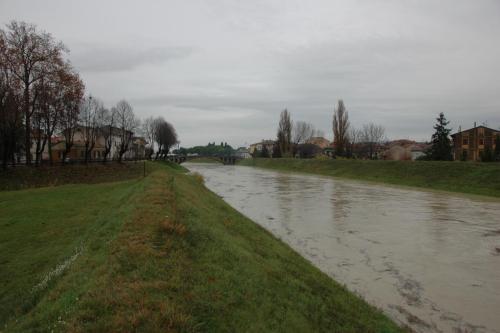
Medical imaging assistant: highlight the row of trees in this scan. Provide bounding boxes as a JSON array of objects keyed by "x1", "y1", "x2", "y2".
[
  {"x1": 174, "y1": 142, "x2": 234, "y2": 157},
  {"x1": 0, "y1": 21, "x2": 85, "y2": 167},
  {"x1": 0, "y1": 21, "x2": 178, "y2": 168},
  {"x1": 276, "y1": 109, "x2": 326, "y2": 157},
  {"x1": 332, "y1": 100, "x2": 386, "y2": 159},
  {"x1": 75, "y1": 97, "x2": 142, "y2": 163},
  {"x1": 276, "y1": 106, "x2": 497, "y2": 162},
  {"x1": 142, "y1": 116, "x2": 178, "y2": 160},
  {"x1": 274, "y1": 100, "x2": 386, "y2": 159}
]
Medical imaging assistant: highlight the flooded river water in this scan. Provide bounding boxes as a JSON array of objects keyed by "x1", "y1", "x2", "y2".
[{"x1": 185, "y1": 163, "x2": 500, "y2": 333}]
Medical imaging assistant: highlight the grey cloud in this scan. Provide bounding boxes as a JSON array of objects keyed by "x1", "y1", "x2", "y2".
[
  {"x1": 72, "y1": 45, "x2": 194, "y2": 72},
  {"x1": 3, "y1": 0, "x2": 499, "y2": 147}
]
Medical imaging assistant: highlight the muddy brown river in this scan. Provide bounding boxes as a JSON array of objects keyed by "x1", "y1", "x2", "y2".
[{"x1": 185, "y1": 163, "x2": 500, "y2": 333}]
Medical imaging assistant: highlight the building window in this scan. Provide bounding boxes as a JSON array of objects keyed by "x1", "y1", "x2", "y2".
[
  {"x1": 479, "y1": 138, "x2": 484, "y2": 146},
  {"x1": 462, "y1": 137, "x2": 469, "y2": 145}
]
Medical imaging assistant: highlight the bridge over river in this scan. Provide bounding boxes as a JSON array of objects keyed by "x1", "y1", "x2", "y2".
[{"x1": 167, "y1": 154, "x2": 242, "y2": 165}]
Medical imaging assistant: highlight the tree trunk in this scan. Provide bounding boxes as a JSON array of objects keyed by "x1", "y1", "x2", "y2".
[
  {"x1": 48, "y1": 141, "x2": 53, "y2": 166},
  {"x1": 24, "y1": 87, "x2": 31, "y2": 165},
  {"x1": 2, "y1": 140, "x2": 8, "y2": 170}
]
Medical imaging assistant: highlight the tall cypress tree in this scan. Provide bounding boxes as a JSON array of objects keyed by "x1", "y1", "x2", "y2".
[
  {"x1": 427, "y1": 113, "x2": 453, "y2": 161},
  {"x1": 277, "y1": 109, "x2": 292, "y2": 157}
]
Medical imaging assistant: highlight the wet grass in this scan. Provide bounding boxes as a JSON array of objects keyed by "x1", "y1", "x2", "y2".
[
  {"x1": 0, "y1": 177, "x2": 143, "y2": 331},
  {"x1": 0, "y1": 162, "x2": 146, "y2": 191},
  {"x1": 239, "y1": 158, "x2": 500, "y2": 198},
  {"x1": 0, "y1": 162, "x2": 404, "y2": 332}
]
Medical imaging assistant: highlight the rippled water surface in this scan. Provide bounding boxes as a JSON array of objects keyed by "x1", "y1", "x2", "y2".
[{"x1": 185, "y1": 163, "x2": 500, "y2": 333}]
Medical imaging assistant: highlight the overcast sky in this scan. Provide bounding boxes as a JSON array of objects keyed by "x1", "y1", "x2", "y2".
[{"x1": 1, "y1": 0, "x2": 499, "y2": 147}]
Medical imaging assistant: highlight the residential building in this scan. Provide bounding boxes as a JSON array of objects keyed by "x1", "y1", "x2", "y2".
[
  {"x1": 410, "y1": 145, "x2": 427, "y2": 160},
  {"x1": 235, "y1": 147, "x2": 252, "y2": 159},
  {"x1": 382, "y1": 140, "x2": 429, "y2": 161},
  {"x1": 50, "y1": 126, "x2": 145, "y2": 162},
  {"x1": 306, "y1": 137, "x2": 330, "y2": 149},
  {"x1": 451, "y1": 125, "x2": 499, "y2": 161},
  {"x1": 249, "y1": 140, "x2": 276, "y2": 155},
  {"x1": 125, "y1": 136, "x2": 147, "y2": 160}
]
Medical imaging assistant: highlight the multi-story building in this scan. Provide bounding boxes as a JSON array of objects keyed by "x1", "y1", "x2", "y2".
[
  {"x1": 306, "y1": 137, "x2": 331, "y2": 149},
  {"x1": 249, "y1": 140, "x2": 276, "y2": 156},
  {"x1": 451, "y1": 125, "x2": 499, "y2": 161},
  {"x1": 51, "y1": 126, "x2": 145, "y2": 162}
]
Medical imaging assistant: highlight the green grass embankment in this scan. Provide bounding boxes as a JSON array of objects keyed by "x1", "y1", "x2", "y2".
[
  {"x1": 0, "y1": 162, "x2": 145, "y2": 191},
  {"x1": 239, "y1": 158, "x2": 500, "y2": 198},
  {"x1": 0, "y1": 162, "x2": 403, "y2": 332}
]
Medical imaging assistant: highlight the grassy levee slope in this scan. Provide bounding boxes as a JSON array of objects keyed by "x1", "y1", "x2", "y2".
[
  {"x1": 0, "y1": 177, "x2": 145, "y2": 332},
  {"x1": 0, "y1": 162, "x2": 145, "y2": 191},
  {"x1": 239, "y1": 158, "x2": 500, "y2": 198},
  {"x1": 0, "y1": 162, "x2": 403, "y2": 332}
]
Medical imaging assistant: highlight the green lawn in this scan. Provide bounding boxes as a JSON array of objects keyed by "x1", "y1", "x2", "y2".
[
  {"x1": 239, "y1": 158, "x2": 500, "y2": 198},
  {"x1": 0, "y1": 162, "x2": 403, "y2": 332}
]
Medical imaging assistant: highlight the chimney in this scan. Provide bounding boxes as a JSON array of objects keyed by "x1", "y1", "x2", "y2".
[{"x1": 474, "y1": 122, "x2": 477, "y2": 128}]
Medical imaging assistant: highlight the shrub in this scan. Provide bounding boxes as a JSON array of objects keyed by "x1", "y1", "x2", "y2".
[{"x1": 191, "y1": 172, "x2": 205, "y2": 184}]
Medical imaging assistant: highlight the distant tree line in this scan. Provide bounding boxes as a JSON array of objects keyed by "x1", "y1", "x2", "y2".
[
  {"x1": 273, "y1": 105, "x2": 498, "y2": 162},
  {"x1": 273, "y1": 100, "x2": 387, "y2": 159},
  {"x1": 0, "y1": 21, "x2": 177, "y2": 168},
  {"x1": 174, "y1": 142, "x2": 234, "y2": 157}
]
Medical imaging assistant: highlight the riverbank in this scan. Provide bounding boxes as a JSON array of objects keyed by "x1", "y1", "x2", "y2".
[
  {"x1": 184, "y1": 157, "x2": 222, "y2": 163},
  {"x1": 0, "y1": 162, "x2": 403, "y2": 332},
  {"x1": 0, "y1": 162, "x2": 146, "y2": 191},
  {"x1": 239, "y1": 158, "x2": 500, "y2": 198}
]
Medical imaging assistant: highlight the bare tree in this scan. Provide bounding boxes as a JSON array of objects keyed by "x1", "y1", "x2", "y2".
[
  {"x1": 32, "y1": 76, "x2": 54, "y2": 165},
  {"x1": 292, "y1": 121, "x2": 316, "y2": 155},
  {"x1": 46, "y1": 63, "x2": 78, "y2": 165},
  {"x1": 293, "y1": 121, "x2": 315, "y2": 144},
  {"x1": 361, "y1": 123, "x2": 386, "y2": 159},
  {"x1": 333, "y1": 100, "x2": 349, "y2": 157},
  {"x1": 99, "y1": 107, "x2": 115, "y2": 162},
  {"x1": 2, "y1": 21, "x2": 66, "y2": 165},
  {"x1": 142, "y1": 116, "x2": 156, "y2": 160},
  {"x1": 153, "y1": 118, "x2": 178, "y2": 159},
  {"x1": 0, "y1": 35, "x2": 24, "y2": 168},
  {"x1": 314, "y1": 129, "x2": 325, "y2": 138},
  {"x1": 113, "y1": 100, "x2": 139, "y2": 162},
  {"x1": 347, "y1": 127, "x2": 363, "y2": 158},
  {"x1": 32, "y1": 63, "x2": 71, "y2": 165},
  {"x1": 79, "y1": 95, "x2": 102, "y2": 163},
  {"x1": 59, "y1": 71, "x2": 84, "y2": 163},
  {"x1": 152, "y1": 117, "x2": 164, "y2": 160},
  {"x1": 277, "y1": 109, "x2": 292, "y2": 157}
]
